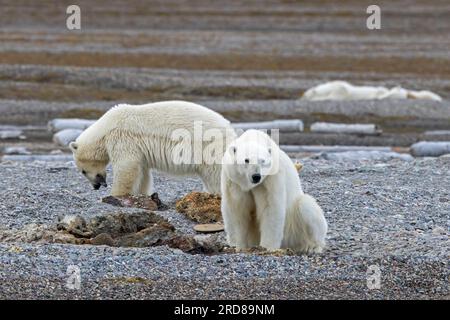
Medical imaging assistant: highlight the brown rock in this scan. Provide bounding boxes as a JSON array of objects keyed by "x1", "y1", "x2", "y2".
[
  {"x1": 163, "y1": 235, "x2": 224, "y2": 254},
  {"x1": 90, "y1": 233, "x2": 116, "y2": 246},
  {"x1": 101, "y1": 193, "x2": 167, "y2": 211}
]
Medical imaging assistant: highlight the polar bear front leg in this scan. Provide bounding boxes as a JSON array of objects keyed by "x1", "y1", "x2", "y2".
[
  {"x1": 221, "y1": 181, "x2": 256, "y2": 249},
  {"x1": 258, "y1": 202, "x2": 286, "y2": 250},
  {"x1": 253, "y1": 186, "x2": 286, "y2": 250},
  {"x1": 110, "y1": 159, "x2": 141, "y2": 196}
]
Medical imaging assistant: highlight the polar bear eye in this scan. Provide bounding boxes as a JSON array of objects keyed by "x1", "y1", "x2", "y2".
[
  {"x1": 82, "y1": 170, "x2": 87, "y2": 175},
  {"x1": 244, "y1": 158, "x2": 250, "y2": 164}
]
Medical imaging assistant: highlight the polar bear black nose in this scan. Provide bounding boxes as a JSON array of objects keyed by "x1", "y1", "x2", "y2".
[{"x1": 251, "y1": 173, "x2": 261, "y2": 183}]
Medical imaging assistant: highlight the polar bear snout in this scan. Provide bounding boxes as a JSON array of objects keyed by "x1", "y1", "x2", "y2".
[
  {"x1": 92, "y1": 174, "x2": 107, "y2": 190},
  {"x1": 251, "y1": 173, "x2": 261, "y2": 184}
]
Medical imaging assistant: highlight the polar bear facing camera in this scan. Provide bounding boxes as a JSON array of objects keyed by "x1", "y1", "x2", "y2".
[
  {"x1": 221, "y1": 130, "x2": 327, "y2": 253},
  {"x1": 70, "y1": 101, "x2": 236, "y2": 196}
]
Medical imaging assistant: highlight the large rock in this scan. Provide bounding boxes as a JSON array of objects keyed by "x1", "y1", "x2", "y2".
[
  {"x1": 1, "y1": 155, "x2": 74, "y2": 162},
  {"x1": 233, "y1": 119, "x2": 304, "y2": 132},
  {"x1": 48, "y1": 118, "x2": 95, "y2": 133},
  {"x1": 2, "y1": 146, "x2": 31, "y2": 155},
  {"x1": 52, "y1": 129, "x2": 83, "y2": 146},
  {"x1": 0, "y1": 130, "x2": 24, "y2": 139},
  {"x1": 319, "y1": 151, "x2": 414, "y2": 162},
  {"x1": 101, "y1": 193, "x2": 168, "y2": 211},
  {"x1": 310, "y1": 122, "x2": 381, "y2": 135},
  {"x1": 281, "y1": 145, "x2": 391, "y2": 153},
  {"x1": 410, "y1": 141, "x2": 450, "y2": 157}
]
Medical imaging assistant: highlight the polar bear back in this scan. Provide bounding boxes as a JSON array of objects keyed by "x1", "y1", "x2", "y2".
[
  {"x1": 74, "y1": 100, "x2": 236, "y2": 174},
  {"x1": 77, "y1": 100, "x2": 232, "y2": 145}
]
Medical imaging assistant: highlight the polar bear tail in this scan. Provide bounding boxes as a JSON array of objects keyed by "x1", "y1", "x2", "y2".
[{"x1": 283, "y1": 194, "x2": 328, "y2": 254}]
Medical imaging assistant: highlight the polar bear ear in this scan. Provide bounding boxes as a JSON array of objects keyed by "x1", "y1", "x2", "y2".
[{"x1": 69, "y1": 142, "x2": 78, "y2": 152}]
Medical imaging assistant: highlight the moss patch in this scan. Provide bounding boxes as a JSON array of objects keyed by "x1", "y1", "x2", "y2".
[{"x1": 176, "y1": 192, "x2": 222, "y2": 224}]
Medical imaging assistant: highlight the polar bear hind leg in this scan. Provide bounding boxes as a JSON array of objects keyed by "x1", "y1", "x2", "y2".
[
  {"x1": 283, "y1": 194, "x2": 327, "y2": 253},
  {"x1": 135, "y1": 168, "x2": 153, "y2": 195},
  {"x1": 198, "y1": 164, "x2": 222, "y2": 194}
]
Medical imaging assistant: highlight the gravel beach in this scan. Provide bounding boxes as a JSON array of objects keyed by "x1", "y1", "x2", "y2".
[
  {"x1": 0, "y1": 157, "x2": 448, "y2": 299},
  {"x1": 0, "y1": 0, "x2": 449, "y2": 300}
]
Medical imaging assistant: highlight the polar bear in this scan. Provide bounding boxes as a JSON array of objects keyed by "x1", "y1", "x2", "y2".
[
  {"x1": 70, "y1": 101, "x2": 236, "y2": 196},
  {"x1": 302, "y1": 81, "x2": 442, "y2": 101},
  {"x1": 221, "y1": 130, "x2": 327, "y2": 253},
  {"x1": 302, "y1": 81, "x2": 389, "y2": 101}
]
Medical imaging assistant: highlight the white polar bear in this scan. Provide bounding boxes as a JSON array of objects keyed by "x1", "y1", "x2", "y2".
[
  {"x1": 221, "y1": 130, "x2": 327, "y2": 253},
  {"x1": 302, "y1": 80, "x2": 442, "y2": 101},
  {"x1": 70, "y1": 101, "x2": 236, "y2": 196}
]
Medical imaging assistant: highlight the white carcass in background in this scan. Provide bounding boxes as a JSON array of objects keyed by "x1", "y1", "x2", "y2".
[{"x1": 302, "y1": 81, "x2": 442, "y2": 102}]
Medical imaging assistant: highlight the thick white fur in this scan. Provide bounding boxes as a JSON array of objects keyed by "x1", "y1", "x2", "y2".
[
  {"x1": 302, "y1": 80, "x2": 442, "y2": 102},
  {"x1": 221, "y1": 130, "x2": 328, "y2": 253},
  {"x1": 70, "y1": 100, "x2": 236, "y2": 196}
]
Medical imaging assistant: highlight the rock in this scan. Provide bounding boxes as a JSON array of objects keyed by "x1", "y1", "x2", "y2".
[
  {"x1": 411, "y1": 141, "x2": 450, "y2": 157},
  {"x1": 150, "y1": 193, "x2": 169, "y2": 210},
  {"x1": 163, "y1": 235, "x2": 224, "y2": 254},
  {"x1": 102, "y1": 193, "x2": 166, "y2": 211},
  {"x1": 310, "y1": 122, "x2": 382, "y2": 135},
  {"x1": 57, "y1": 214, "x2": 91, "y2": 237},
  {"x1": 319, "y1": 151, "x2": 414, "y2": 162},
  {"x1": 193, "y1": 223, "x2": 224, "y2": 233},
  {"x1": 431, "y1": 227, "x2": 447, "y2": 235},
  {"x1": 52, "y1": 129, "x2": 83, "y2": 146},
  {"x1": 23, "y1": 223, "x2": 46, "y2": 242},
  {"x1": 101, "y1": 196, "x2": 123, "y2": 207},
  {"x1": 2, "y1": 147, "x2": 31, "y2": 155},
  {"x1": 176, "y1": 192, "x2": 222, "y2": 223},
  {"x1": 86, "y1": 211, "x2": 173, "y2": 238},
  {"x1": 90, "y1": 233, "x2": 116, "y2": 246},
  {"x1": 115, "y1": 223, "x2": 175, "y2": 247},
  {"x1": 282, "y1": 145, "x2": 391, "y2": 153},
  {"x1": 48, "y1": 118, "x2": 95, "y2": 133},
  {"x1": 0, "y1": 223, "x2": 49, "y2": 242},
  {"x1": 1, "y1": 155, "x2": 74, "y2": 162},
  {"x1": 0, "y1": 130, "x2": 24, "y2": 139},
  {"x1": 233, "y1": 119, "x2": 304, "y2": 132}
]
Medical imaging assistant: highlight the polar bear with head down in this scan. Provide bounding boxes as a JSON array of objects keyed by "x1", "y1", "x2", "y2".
[{"x1": 70, "y1": 101, "x2": 236, "y2": 196}]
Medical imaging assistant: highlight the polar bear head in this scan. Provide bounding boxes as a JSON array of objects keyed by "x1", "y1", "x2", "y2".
[
  {"x1": 223, "y1": 130, "x2": 278, "y2": 191},
  {"x1": 69, "y1": 141, "x2": 108, "y2": 190}
]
